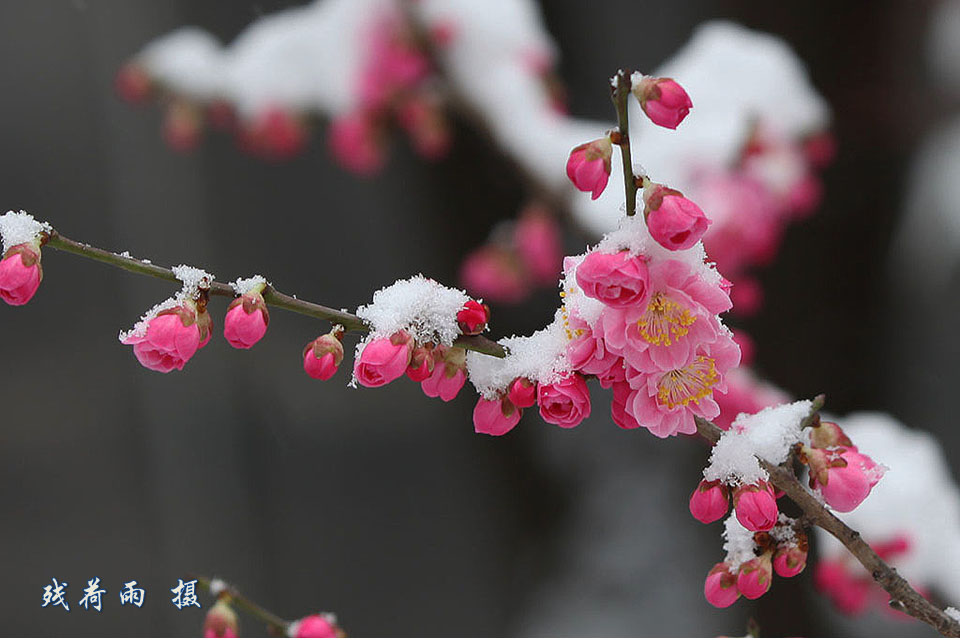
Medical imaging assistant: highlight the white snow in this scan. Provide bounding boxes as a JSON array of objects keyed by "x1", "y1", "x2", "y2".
[
  {"x1": 356, "y1": 274, "x2": 470, "y2": 346},
  {"x1": 118, "y1": 295, "x2": 180, "y2": 342},
  {"x1": 229, "y1": 274, "x2": 268, "y2": 296},
  {"x1": 703, "y1": 400, "x2": 814, "y2": 485},
  {"x1": 0, "y1": 210, "x2": 50, "y2": 253},
  {"x1": 722, "y1": 514, "x2": 757, "y2": 571},
  {"x1": 466, "y1": 309, "x2": 571, "y2": 399},
  {"x1": 946, "y1": 606, "x2": 960, "y2": 623},
  {"x1": 172, "y1": 264, "x2": 215, "y2": 300},
  {"x1": 769, "y1": 515, "x2": 798, "y2": 547},
  {"x1": 814, "y1": 412, "x2": 960, "y2": 606}
]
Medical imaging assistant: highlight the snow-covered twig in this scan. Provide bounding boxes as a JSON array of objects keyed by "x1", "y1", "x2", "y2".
[{"x1": 695, "y1": 405, "x2": 960, "y2": 637}]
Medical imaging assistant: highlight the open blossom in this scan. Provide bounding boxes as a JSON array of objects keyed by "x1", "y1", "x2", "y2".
[
  {"x1": 732, "y1": 481, "x2": 779, "y2": 532},
  {"x1": 292, "y1": 614, "x2": 339, "y2": 638},
  {"x1": 575, "y1": 251, "x2": 650, "y2": 309},
  {"x1": 689, "y1": 479, "x2": 730, "y2": 524},
  {"x1": 610, "y1": 381, "x2": 639, "y2": 429},
  {"x1": 421, "y1": 346, "x2": 466, "y2": 402},
  {"x1": 473, "y1": 396, "x2": 522, "y2": 436},
  {"x1": 0, "y1": 242, "x2": 43, "y2": 306},
  {"x1": 303, "y1": 332, "x2": 344, "y2": 381},
  {"x1": 223, "y1": 291, "x2": 269, "y2": 349},
  {"x1": 805, "y1": 446, "x2": 884, "y2": 512},
  {"x1": 644, "y1": 184, "x2": 710, "y2": 251},
  {"x1": 632, "y1": 75, "x2": 692, "y2": 129},
  {"x1": 354, "y1": 331, "x2": 413, "y2": 388},
  {"x1": 737, "y1": 553, "x2": 773, "y2": 600},
  {"x1": 566, "y1": 137, "x2": 612, "y2": 200},
  {"x1": 121, "y1": 300, "x2": 212, "y2": 373},
  {"x1": 704, "y1": 563, "x2": 740, "y2": 608},
  {"x1": 537, "y1": 373, "x2": 591, "y2": 428}
]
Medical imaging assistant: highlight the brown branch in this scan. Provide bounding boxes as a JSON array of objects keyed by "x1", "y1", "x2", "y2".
[
  {"x1": 43, "y1": 229, "x2": 507, "y2": 358},
  {"x1": 695, "y1": 401, "x2": 960, "y2": 637},
  {"x1": 610, "y1": 69, "x2": 638, "y2": 217},
  {"x1": 195, "y1": 575, "x2": 291, "y2": 636}
]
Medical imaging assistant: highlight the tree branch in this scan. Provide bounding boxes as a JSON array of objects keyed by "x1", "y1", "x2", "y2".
[
  {"x1": 196, "y1": 575, "x2": 291, "y2": 636},
  {"x1": 610, "y1": 69, "x2": 638, "y2": 218},
  {"x1": 43, "y1": 229, "x2": 507, "y2": 358},
  {"x1": 694, "y1": 403, "x2": 960, "y2": 637}
]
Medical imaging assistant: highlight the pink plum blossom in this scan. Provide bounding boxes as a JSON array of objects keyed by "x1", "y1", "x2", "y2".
[
  {"x1": 566, "y1": 137, "x2": 612, "y2": 200},
  {"x1": 456, "y1": 300, "x2": 489, "y2": 335},
  {"x1": 689, "y1": 479, "x2": 730, "y2": 524},
  {"x1": 420, "y1": 346, "x2": 467, "y2": 402},
  {"x1": 773, "y1": 542, "x2": 808, "y2": 578},
  {"x1": 610, "y1": 380, "x2": 640, "y2": 429},
  {"x1": 704, "y1": 563, "x2": 740, "y2": 608},
  {"x1": 114, "y1": 63, "x2": 152, "y2": 104},
  {"x1": 303, "y1": 332, "x2": 344, "y2": 381},
  {"x1": 247, "y1": 108, "x2": 307, "y2": 161},
  {"x1": 0, "y1": 242, "x2": 42, "y2": 306},
  {"x1": 514, "y1": 206, "x2": 562, "y2": 286},
  {"x1": 353, "y1": 332, "x2": 413, "y2": 388},
  {"x1": 737, "y1": 553, "x2": 773, "y2": 600},
  {"x1": 644, "y1": 185, "x2": 710, "y2": 251},
  {"x1": 507, "y1": 377, "x2": 537, "y2": 409},
  {"x1": 473, "y1": 396, "x2": 522, "y2": 436},
  {"x1": 459, "y1": 245, "x2": 529, "y2": 304},
  {"x1": 292, "y1": 614, "x2": 339, "y2": 638},
  {"x1": 733, "y1": 481, "x2": 779, "y2": 532},
  {"x1": 806, "y1": 447, "x2": 884, "y2": 513},
  {"x1": 633, "y1": 76, "x2": 692, "y2": 130},
  {"x1": 405, "y1": 345, "x2": 435, "y2": 382},
  {"x1": 575, "y1": 250, "x2": 651, "y2": 309},
  {"x1": 537, "y1": 373, "x2": 591, "y2": 429},
  {"x1": 223, "y1": 291, "x2": 269, "y2": 349},
  {"x1": 328, "y1": 112, "x2": 384, "y2": 175},
  {"x1": 121, "y1": 301, "x2": 212, "y2": 373},
  {"x1": 203, "y1": 601, "x2": 238, "y2": 638}
]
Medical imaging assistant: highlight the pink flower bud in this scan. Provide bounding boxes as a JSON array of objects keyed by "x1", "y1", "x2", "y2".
[
  {"x1": 773, "y1": 541, "x2": 808, "y2": 578},
  {"x1": 507, "y1": 377, "x2": 537, "y2": 409},
  {"x1": 514, "y1": 205, "x2": 562, "y2": 286},
  {"x1": 633, "y1": 76, "x2": 692, "y2": 130},
  {"x1": 808, "y1": 421, "x2": 854, "y2": 450},
  {"x1": 406, "y1": 345, "x2": 436, "y2": 382},
  {"x1": 396, "y1": 96, "x2": 451, "y2": 161},
  {"x1": 737, "y1": 553, "x2": 773, "y2": 600},
  {"x1": 421, "y1": 346, "x2": 466, "y2": 401},
  {"x1": 459, "y1": 245, "x2": 530, "y2": 304},
  {"x1": 303, "y1": 332, "x2": 344, "y2": 381},
  {"x1": 610, "y1": 381, "x2": 640, "y2": 429},
  {"x1": 328, "y1": 112, "x2": 385, "y2": 175},
  {"x1": 733, "y1": 482, "x2": 779, "y2": 532},
  {"x1": 203, "y1": 600, "x2": 239, "y2": 638},
  {"x1": 689, "y1": 479, "x2": 730, "y2": 524},
  {"x1": 575, "y1": 250, "x2": 650, "y2": 308},
  {"x1": 353, "y1": 331, "x2": 413, "y2": 388},
  {"x1": 644, "y1": 185, "x2": 710, "y2": 251},
  {"x1": 537, "y1": 373, "x2": 591, "y2": 429},
  {"x1": 814, "y1": 560, "x2": 872, "y2": 615},
  {"x1": 292, "y1": 613, "x2": 339, "y2": 638},
  {"x1": 163, "y1": 102, "x2": 203, "y2": 153},
  {"x1": 248, "y1": 107, "x2": 307, "y2": 161},
  {"x1": 121, "y1": 300, "x2": 209, "y2": 373},
  {"x1": 114, "y1": 62, "x2": 152, "y2": 104},
  {"x1": 566, "y1": 137, "x2": 612, "y2": 200},
  {"x1": 473, "y1": 396, "x2": 522, "y2": 436},
  {"x1": 223, "y1": 291, "x2": 269, "y2": 349},
  {"x1": 456, "y1": 300, "x2": 489, "y2": 335},
  {"x1": 704, "y1": 563, "x2": 741, "y2": 608},
  {"x1": 0, "y1": 243, "x2": 42, "y2": 306},
  {"x1": 807, "y1": 447, "x2": 884, "y2": 513}
]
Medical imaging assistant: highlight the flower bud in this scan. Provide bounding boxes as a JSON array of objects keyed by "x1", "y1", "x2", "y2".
[
  {"x1": 328, "y1": 112, "x2": 385, "y2": 175},
  {"x1": 809, "y1": 421, "x2": 854, "y2": 450},
  {"x1": 632, "y1": 75, "x2": 692, "y2": 130},
  {"x1": 773, "y1": 538, "x2": 808, "y2": 578},
  {"x1": 421, "y1": 346, "x2": 467, "y2": 401},
  {"x1": 353, "y1": 331, "x2": 413, "y2": 388},
  {"x1": 248, "y1": 107, "x2": 307, "y2": 161},
  {"x1": 575, "y1": 250, "x2": 651, "y2": 308},
  {"x1": 733, "y1": 481, "x2": 778, "y2": 532},
  {"x1": 804, "y1": 446, "x2": 884, "y2": 513},
  {"x1": 473, "y1": 396, "x2": 522, "y2": 436},
  {"x1": 507, "y1": 377, "x2": 537, "y2": 409},
  {"x1": 121, "y1": 299, "x2": 210, "y2": 373},
  {"x1": 456, "y1": 300, "x2": 489, "y2": 335},
  {"x1": 0, "y1": 242, "x2": 42, "y2": 306},
  {"x1": 163, "y1": 101, "x2": 203, "y2": 153},
  {"x1": 224, "y1": 290, "x2": 269, "y2": 349},
  {"x1": 514, "y1": 205, "x2": 562, "y2": 286},
  {"x1": 303, "y1": 332, "x2": 345, "y2": 381},
  {"x1": 203, "y1": 599, "x2": 239, "y2": 638},
  {"x1": 689, "y1": 479, "x2": 730, "y2": 524},
  {"x1": 737, "y1": 553, "x2": 773, "y2": 600},
  {"x1": 114, "y1": 62, "x2": 152, "y2": 104},
  {"x1": 643, "y1": 184, "x2": 710, "y2": 251},
  {"x1": 566, "y1": 137, "x2": 612, "y2": 200},
  {"x1": 406, "y1": 344, "x2": 436, "y2": 382},
  {"x1": 537, "y1": 373, "x2": 591, "y2": 429},
  {"x1": 459, "y1": 245, "x2": 530, "y2": 304},
  {"x1": 291, "y1": 613, "x2": 340, "y2": 638},
  {"x1": 704, "y1": 563, "x2": 740, "y2": 608}
]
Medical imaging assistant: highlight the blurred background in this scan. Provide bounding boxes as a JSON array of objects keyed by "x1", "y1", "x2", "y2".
[{"x1": 0, "y1": 0, "x2": 955, "y2": 636}]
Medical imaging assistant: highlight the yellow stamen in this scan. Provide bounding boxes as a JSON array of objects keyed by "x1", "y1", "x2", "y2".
[
  {"x1": 637, "y1": 292, "x2": 696, "y2": 347},
  {"x1": 656, "y1": 356, "x2": 718, "y2": 409}
]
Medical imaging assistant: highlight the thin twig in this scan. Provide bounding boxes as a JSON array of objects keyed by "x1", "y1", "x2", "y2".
[
  {"x1": 610, "y1": 70, "x2": 638, "y2": 217},
  {"x1": 196, "y1": 575, "x2": 291, "y2": 636},
  {"x1": 43, "y1": 229, "x2": 507, "y2": 358},
  {"x1": 694, "y1": 402, "x2": 960, "y2": 637}
]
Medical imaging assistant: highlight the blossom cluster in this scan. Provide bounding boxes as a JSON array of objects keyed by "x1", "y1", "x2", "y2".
[{"x1": 694, "y1": 406, "x2": 886, "y2": 607}]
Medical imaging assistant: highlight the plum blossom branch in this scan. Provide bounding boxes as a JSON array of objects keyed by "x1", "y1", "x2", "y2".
[
  {"x1": 196, "y1": 575, "x2": 290, "y2": 635},
  {"x1": 610, "y1": 69, "x2": 638, "y2": 218},
  {"x1": 43, "y1": 229, "x2": 506, "y2": 357},
  {"x1": 695, "y1": 406, "x2": 960, "y2": 638}
]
